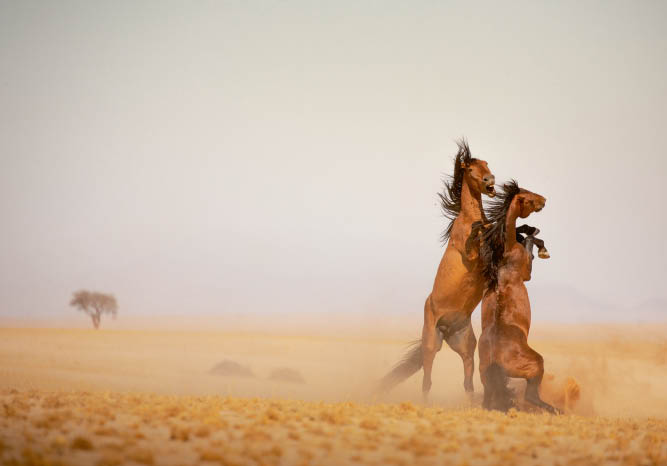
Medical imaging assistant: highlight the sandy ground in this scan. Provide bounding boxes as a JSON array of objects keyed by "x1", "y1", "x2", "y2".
[{"x1": 1, "y1": 326, "x2": 666, "y2": 465}]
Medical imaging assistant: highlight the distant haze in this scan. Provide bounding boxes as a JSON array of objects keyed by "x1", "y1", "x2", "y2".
[{"x1": 1, "y1": 1, "x2": 666, "y2": 328}]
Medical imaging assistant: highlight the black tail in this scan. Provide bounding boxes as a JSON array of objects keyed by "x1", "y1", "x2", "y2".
[{"x1": 376, "y1": 340, "x2": 423, "y2": 393}]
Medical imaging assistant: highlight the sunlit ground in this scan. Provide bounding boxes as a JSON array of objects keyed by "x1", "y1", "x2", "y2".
[
  {"x1": 3, "y1": 390, "x2": 667, "y2": 466},
  {"x1": 1, "y1": 327, "x2": 666, "y2": 465}
]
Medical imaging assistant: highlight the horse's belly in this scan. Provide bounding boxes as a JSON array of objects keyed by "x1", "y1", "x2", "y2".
[
  {"x1": 430, "y1": 274, "x2": 483, "y2": 323},
  {"x1": 429, "y1": 244, "x2": 484, "y2": 323}
]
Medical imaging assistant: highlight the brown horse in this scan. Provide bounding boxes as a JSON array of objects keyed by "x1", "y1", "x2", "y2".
[
  {"x1": 480, "y1": 223, "x2": 549, "y2": 333},
  {"x1": 379, "y1": 139, "x2": 496, "y2": 399},
  {"x1": 477, "y1": 181, "x2": 560, "y2": 414}
]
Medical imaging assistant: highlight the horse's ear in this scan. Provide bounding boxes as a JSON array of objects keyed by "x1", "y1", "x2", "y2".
[{"x1": 460, "y1": 160, "x2": 467, "y2": 169}]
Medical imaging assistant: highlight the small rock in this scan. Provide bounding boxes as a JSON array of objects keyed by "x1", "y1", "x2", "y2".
[{"x1": 209, "y1": 360, "x2": 255, "y2": 377}]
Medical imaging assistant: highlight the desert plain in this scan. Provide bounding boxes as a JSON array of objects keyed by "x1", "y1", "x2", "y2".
[{"x1": 1, "y1": 324, "x2": 666, "y2": 465}]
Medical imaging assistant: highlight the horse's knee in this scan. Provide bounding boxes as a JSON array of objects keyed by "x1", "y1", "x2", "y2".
[
  {"x1": 422, "y1": 339, "x2": 438, "y2": 355},
  {"x1": 533, "y1": 352, "x2": 544, "y2": 373},
  {"x1": 422, "y1": 321, "x2": 439, "y2": 353}
]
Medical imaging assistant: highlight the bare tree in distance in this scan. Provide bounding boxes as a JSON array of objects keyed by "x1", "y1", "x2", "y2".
[{"x1": 69, "y1": 290, "x2": 118, "y2": 329}]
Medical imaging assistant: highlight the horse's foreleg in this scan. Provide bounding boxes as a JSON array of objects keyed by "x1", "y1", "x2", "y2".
[
  {"x1": 531, "y1": 236, "x2": 550, "y2": 259},
  {"x1": 517, "y1": 224, "x2": 549, "y2": 259},
  {"x1": 516, "y1": 224, "x2": 539, "y2": 236},
  {"x1": 523, "y1": 236, "x2": 536, "y2": 260},
  {"x1": 444, "y1": 318, "x2": 477, "y2": 393},
  {"x1": 465, "y1": 221, "x2": 486, "y2": 259}
]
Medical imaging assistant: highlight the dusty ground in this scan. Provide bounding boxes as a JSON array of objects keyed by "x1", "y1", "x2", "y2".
[{"x1": 1, "y1": 326, "x2": 666, "y2": 465}]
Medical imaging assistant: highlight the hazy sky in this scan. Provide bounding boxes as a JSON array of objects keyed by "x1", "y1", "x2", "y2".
[{"x1": 1, "y1": 1, "x2": 666, "y2": 325}]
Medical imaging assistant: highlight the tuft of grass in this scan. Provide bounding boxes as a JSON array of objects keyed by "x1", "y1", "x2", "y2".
[
  {"x1": 1, "y1": 390, "x2": 666, "y2": 466},
  {"x1": 70, "y1": 436, "x2": 93, "y2": 450}
]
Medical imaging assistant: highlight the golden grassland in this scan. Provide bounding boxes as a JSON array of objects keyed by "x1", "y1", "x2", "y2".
[
  {"x1": 1, "y1": 326, "x2": 666, "y2": 465},
  {"x1": 2, "y1": 390, "x2": 666, "y2": 466}
]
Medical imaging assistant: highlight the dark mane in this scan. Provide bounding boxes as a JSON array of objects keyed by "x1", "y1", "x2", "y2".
[
  {"x1": 480, "y1": 180, "x2": 521, "y2": 288},
  {"x1": 437, "y1": 138, "x2": 474, "y2": 243}
]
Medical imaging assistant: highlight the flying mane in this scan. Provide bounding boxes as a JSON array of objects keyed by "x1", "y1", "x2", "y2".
[
  {"x1": 437, "y1": 138, "x2": 474, "y2": 243},
  {"x1": 480, "y1": 180, "x2": 522, "y2": 288}
]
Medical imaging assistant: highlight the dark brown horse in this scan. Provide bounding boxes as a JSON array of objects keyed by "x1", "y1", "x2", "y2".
[
  {"x1": 480, "y1": 223, "x2": 549, "y2": 333},
  {"x1": 379, "y1": 139, "x2": 496, "y2": 400},
  {"x1": 477, "y1": 181, "x2": 560, "y2": 414}
]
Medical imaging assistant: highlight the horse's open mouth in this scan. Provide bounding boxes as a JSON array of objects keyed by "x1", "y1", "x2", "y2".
[{"x1": 485, "y1": 185, "x2": 496, "y2": 197}]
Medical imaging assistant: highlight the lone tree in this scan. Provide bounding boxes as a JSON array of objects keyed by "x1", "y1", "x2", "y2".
[{"x1": 69, "y1": 290, "x2": 118, "y2": 329}]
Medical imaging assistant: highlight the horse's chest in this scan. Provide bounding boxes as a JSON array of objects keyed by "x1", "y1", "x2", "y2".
[{"x1": 505, "y1": 246, "x2": 530, "y2": 274}]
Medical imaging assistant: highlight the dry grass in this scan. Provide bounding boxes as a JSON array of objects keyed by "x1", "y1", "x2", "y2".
[
  {"x1": 1, "y1": 390, "x2": 666, "y2": 465},
  {"x1": 0, "y1": 327, "x2": 666, "y2": 465}
]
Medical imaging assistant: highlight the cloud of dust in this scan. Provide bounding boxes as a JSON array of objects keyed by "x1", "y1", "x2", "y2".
[{"x1": 0, "y1": 323, "x2": 665, "y2": 419}]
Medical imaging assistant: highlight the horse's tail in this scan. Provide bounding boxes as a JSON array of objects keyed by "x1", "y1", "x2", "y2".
[{"x1": 376, "y1": 339, "x2": 423, "y2": 393}]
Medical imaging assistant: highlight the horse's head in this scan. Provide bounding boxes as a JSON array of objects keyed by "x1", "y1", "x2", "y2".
[
  {"x1": 462, "y1": 157, "x2": 496, "y2": 198},
  {"x1": 439, "y1": 139, "x2": 496, "y2": 242},
  {"x1": 512, "y1": 188, "x2": 546, "y2": 218}
]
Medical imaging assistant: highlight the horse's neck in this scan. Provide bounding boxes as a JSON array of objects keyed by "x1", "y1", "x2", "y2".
[
  {"x1": 459, "y1": 178, "x2": 484, "y2": 223},
  {"x1": 504, "y1": 205, "x2": 519, "y2": 250}
]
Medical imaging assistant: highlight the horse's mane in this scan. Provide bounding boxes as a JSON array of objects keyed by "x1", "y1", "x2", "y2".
[
  {"x1": 480, "y1": 180, "x2": 521, "y2": 289},
  {"x1": 437, "y1": 138, "x2": 474, "y2": 243}
]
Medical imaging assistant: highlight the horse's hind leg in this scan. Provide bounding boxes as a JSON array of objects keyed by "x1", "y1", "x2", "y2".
[
  {"x1": 421, "y1": 298, "x2": 443, "y2": 402},
  {"x1": 511, "y1": 346, "x2": 561, "y2": 415},
  {"x1": 479, "y1": 336, "x2": 495, "y2": 409},
  {"x1": 525, "y1": 375, "x2": 560, "y2": 414},
  {"x1": 481, "y1": 374, "x2": 494, "y2": 410},
  {"x1": 444, "y1": 317, "x2": 477, "y2": 393},
  {"x1": 481, "y1": 363, "x2": 513, "y2": 411}
]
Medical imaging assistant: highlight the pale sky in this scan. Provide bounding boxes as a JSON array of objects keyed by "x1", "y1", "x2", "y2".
[{"x1": 1, "y1": 1, "x2": 666, "y2": 325}]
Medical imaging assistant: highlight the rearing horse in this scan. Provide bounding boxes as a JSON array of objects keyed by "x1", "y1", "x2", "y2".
[
  {"x1": 379, "y1": 139, "x2": 496, "y2": 399},
  {"x1": 478, "y1": 181, "x2": 560, "y2": 414}
]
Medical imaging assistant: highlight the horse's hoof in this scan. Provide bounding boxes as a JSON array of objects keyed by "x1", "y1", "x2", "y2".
[{"x1": 538, "y1": 249, "x2": 550, "y2": 259}]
